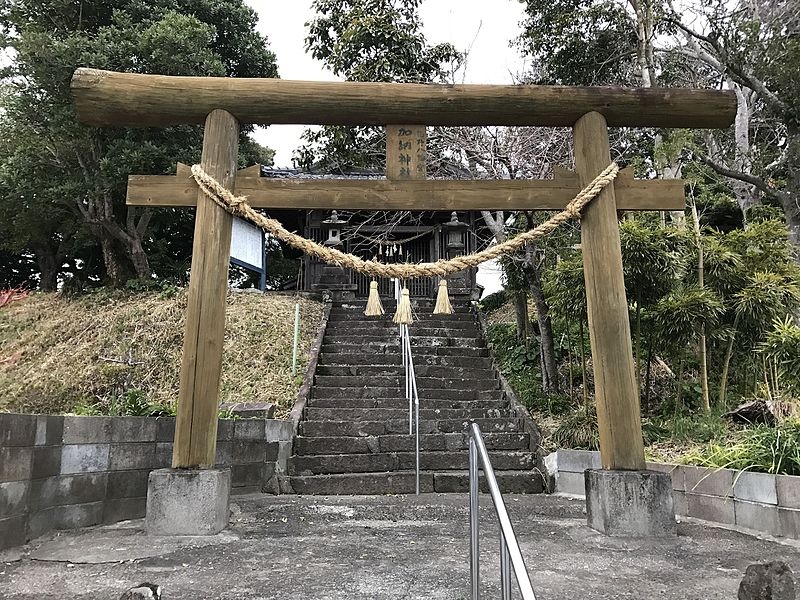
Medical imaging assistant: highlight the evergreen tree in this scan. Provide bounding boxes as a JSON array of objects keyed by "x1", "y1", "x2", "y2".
[{"x1": 0, "y1": 0, "x2": 278, "y2": 288}]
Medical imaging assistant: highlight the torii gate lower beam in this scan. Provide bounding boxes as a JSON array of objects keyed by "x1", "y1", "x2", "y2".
[{"x1": 73, "y1": 69, "x2": 736, "y2": 538}]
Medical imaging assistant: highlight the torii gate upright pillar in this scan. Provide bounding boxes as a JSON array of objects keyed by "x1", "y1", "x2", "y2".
[
  {"x1": 573, "y1": 112, "x2": 675, "y2": 536},
  {"x1": 145, "y1": 109, "x2": 239, "y2": 536}
]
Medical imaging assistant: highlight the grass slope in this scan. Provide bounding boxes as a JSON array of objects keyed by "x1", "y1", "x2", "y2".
[{"x1": 0, "y1": 289, "x2": 324, "y2": 417}]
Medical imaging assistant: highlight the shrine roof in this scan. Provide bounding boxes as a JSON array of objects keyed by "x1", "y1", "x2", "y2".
[{"x1": 260, "y1": 166, "x2": 382, "y2": 180}]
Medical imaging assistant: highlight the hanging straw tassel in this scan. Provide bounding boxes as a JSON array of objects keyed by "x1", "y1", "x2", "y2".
[
  {"x1": 364, "y1": 280, "x2": 385, "y2": 316},
  {"x1": 433, "y1": 279, "x2": 454, "y2": 315},
  {"x1": 393, "y1": 287, "x2": 413, "y2": 324}
]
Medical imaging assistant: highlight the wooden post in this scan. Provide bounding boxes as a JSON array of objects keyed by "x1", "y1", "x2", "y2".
[
  {"x1": 172, "y1": 109, "x2": 239, "y2": 468},
  {"x1": 573, "y1": 111, "x2": 645, "y2": 471},
  {"x1": 386, "y1": 125, "x2": 426, "y2": 180},
  {"x1": 386, "y1": 125, "x2": 426, "y2": 295}
]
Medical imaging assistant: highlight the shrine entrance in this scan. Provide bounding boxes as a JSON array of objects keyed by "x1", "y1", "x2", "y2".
[{"x1": 71, "y1": 68, "x2": 736, "y2": 538}]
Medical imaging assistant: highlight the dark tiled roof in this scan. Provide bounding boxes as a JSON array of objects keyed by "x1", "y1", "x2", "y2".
[{"x1": 260, "y1": 166, "x2": 382, "y2": 180}]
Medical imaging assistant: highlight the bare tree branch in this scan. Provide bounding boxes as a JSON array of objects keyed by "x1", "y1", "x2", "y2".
[
  {"x1": 696, "y1": 153, "x2": 788, "y2": 203},
  {"x1": 668, "y1": 16, "x2": 788, "y2": 115}
]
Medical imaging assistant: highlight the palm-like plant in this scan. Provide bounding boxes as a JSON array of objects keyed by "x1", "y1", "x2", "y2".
[
  {"x1": 654, "y1": 286, "x2": 725, "y2": 415},
  {"x1": 544, "y1": 253, "x2": 588, "y2": 407},
  {"x1": 620, "y1": 220, "x2": 683, "y2": 401},
  {"x1": 758, "y1": 317, "x2": 800, "y2": 400}
]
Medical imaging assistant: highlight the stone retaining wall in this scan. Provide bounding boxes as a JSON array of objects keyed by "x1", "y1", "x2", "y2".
[
  {"x1": 0, "y1": 413, "x2": 293, "y2": 550},
  {"x1": 546, "y1": 449, "x2": 800, "y2": 539}
]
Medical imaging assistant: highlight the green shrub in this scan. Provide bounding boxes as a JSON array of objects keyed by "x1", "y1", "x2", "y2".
[
  {"x1": 551, "y1": 407, "x2": 599, "y2": 450},
  {"x1": 679, "y1": 420, "x2": 800, "y2": 475}
]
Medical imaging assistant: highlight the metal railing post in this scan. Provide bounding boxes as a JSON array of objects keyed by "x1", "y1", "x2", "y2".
[
  {"x1": 500, "y1": 531, "x2": 511, "y2": 600},
  {"x1": 468, "y1": 423, "x2": 536, "y2": 600},
  {"x1": 291, "y1": 302, "x2": 300, "y2": 376},
  {"x1": 469, "y1": 437, "x2": 480, "y2": 600},
  {"x1": 403, "y1": 325, "x2": 411, "y2": 434},
  {"x1": 414, "y1": 350, "x2": 419, "y2": 495}
]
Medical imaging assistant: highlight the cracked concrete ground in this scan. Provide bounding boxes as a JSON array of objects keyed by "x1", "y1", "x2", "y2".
[{"x1": 1, "y1": 494, "x2": 798, "y2": 599}]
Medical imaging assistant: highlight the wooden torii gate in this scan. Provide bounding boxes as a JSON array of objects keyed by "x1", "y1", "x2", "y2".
[{"x1": 71, "y1": 68, "x2": 735, "y2": 534}]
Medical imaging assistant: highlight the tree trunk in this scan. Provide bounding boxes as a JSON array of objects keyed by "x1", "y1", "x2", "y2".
[
  {"x1": 98, "y1": 234, "x2": 132, "y2": 287},
  {"x1": 644, "y1": 333, "x2": 655, "y2": 414},
  {"x1": 719, "y1": 318, "x2": 738, "y2": 408},
  {"x1": 691, "y1": 202, "x2": 711, "y2": 412},
  {"x1": 781, "y1": 127, "x2": 800, "y2": 263},
  {"x1": 579, "y1": 319, "x2": 589, "y2": 411},
  {"x1": 731, "y1": 83, "x2": 760, "y2": 220},
  {"x1": 540, "y1": 342, "x2": 549, "y2": 391},
  {"x1": 512, "y1": 291, "x2": 529, "y2": 341},
  {"x1": 129, "y1": 237, "x2": 152, "y2": 280},
  {"x1": 566, "y1": 316, "x2": 574, "y2": 403},
  {"x1": 33, "y1": 244, "x2": 60, "y2": 292},
  {"x1": 525, "y1": 243, "x2": 559, "y2": 393},
  {"x1": 781, "y1": 191, "x2": 800, "y2": 264},
  {"x1": 674, "y1": 357, "x2": 685, "y2": 422},
  {"x1": 635, "y1": 298, "x2": 642, "y2": 394}
]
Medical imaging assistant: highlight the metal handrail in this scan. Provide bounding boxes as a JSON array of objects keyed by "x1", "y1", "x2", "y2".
[
  {"x1": 400, "y1": 322, "x2": 420, "y2": 495},
  {"x1": 394, "y1": 281, "x2": 421, "y2": 494},
  {"x1": 469, "y1": 422, "x2": 536, "y2": 600}
]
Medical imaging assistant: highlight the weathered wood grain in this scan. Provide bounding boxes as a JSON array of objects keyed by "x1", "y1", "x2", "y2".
[
  {"x1": 386, "y1": 125, "x2": 426, "y2": 180},
  {"x1": 172, "y1": 110, "x2": 239, "y2": 469},
  {"x1": 72, "y1": 68, "x2": 736, "y2": 129},
  {"x1": 574, "y1": 111, "x2": 646, "y2": 471},
  {"x1": 127, "y1": 173, "x2": 685, "y2": 211}
]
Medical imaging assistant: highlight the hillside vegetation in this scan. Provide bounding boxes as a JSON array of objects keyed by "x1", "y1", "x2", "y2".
[{"x1": 0, "y1": 289, "x2": 324, "y2": 417}]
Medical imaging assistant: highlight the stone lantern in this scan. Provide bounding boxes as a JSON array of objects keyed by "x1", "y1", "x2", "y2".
[
  {"x1": 322, "y1": 210, "x2": 349, "y2": 247},
  {"x1": 443, "y1": 212, "x2": 468, "y2": 258},
  {"x1": 441, "y1": 211, "x2": 471, "y2": 295}
]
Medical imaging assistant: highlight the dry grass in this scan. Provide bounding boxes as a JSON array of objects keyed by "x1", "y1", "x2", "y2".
[{"x1": 0, "y1": 289, "x2": 323, "y2": 417}]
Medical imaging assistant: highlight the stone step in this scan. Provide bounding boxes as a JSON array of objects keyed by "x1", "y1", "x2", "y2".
[
  {"x1": 324, "y1": 336, "x2": 485, "y2": 348},
  {"x1": 326, "y1": 323, "x2": 480, "y2": 335},
  {"x1": 287, "y1": 470, "x2": 545, "y2": 495},
  {"x1": 289, "y1": 450, "x2": 535, "y2": 475},
  {"x1": 324, "y1": 329, "x2": 481, "y2": 340},
  {"x1": 329, "y1": 310, "x2": 474, "y2": 321},
  {"x1": 315, "y1": 365, "x2": 496, "y2": 379},
  {"x1": 336, "y1": 300, "x2": 472, "y2": 309},
  {"x1": 312, "y1": 375, "x2": 499, "y2": 391},
  {"x1": 303, "y1": 407, "x2": 512, "y2": 422},
  {"x1": 316, "y1": 353, "x2": 494, "y2": 368},
  {"x1": 320, "y1": 345, "x2": 490, "y2": 357},
  {"x1": 310, "y1": 387, "x2": 503, "y2": 401},
  {"x1": 307, "y1": 397, "x2": 507, "y2": 410},
  {"x1": 293, "y1": 432, "x2": 530, "y2": 455},
  {"x1": 327, "y1": 319, "x2": 477, "y2": 329},
  {"x1": 299, "y1": 417, "x2": 523, "y2": 437}
]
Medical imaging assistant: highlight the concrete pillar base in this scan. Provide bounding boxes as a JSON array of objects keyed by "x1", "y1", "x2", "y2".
[
  {"x1": 585, "y1": 469, "x2": 676, "y2": 537},
  {"x1": 146, "y1": 468, "x2": 230, "y2": 536}
]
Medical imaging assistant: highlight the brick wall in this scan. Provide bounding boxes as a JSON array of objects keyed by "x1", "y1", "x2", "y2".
[
  {"x1": 546, "y1": 449, "x2": 800, "y2": 540},
  {"x1": 0, "y1": 413, "x2": 293, "y2": 550}
]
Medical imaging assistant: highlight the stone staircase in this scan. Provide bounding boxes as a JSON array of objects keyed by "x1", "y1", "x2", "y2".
[{"x1": 287, "y1": 298, "x2": 545, "y2": 495}]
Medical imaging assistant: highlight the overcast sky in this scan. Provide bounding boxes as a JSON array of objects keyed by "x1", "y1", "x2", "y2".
[{"x1": 244, "y1": 0, "x2": 528, "y2": 167}]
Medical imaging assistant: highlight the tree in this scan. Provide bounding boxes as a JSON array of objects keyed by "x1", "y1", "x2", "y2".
[
  {"x1": 668, "y1": 0, "x2": 800, "y2": 259},
  {"x1": 297, "y1": 0, "x2": 461, "y2": 170},
  {"x1": 516, "y1": 0, "x2": 638, "y2": 86},
  {"x1": 0, "y1": 0, "x2": 278, "y2": 287},
  {"x1": 707, "y1": 220, "x2": 800, "y2": 404}
]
